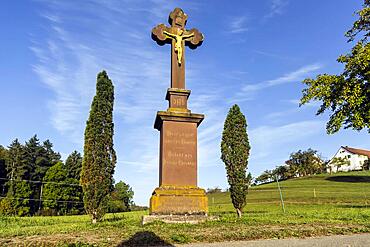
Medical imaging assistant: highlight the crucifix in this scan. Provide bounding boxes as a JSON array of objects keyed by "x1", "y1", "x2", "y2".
[
  {"x1": 152, "y1": 8, "x2": 204, "y2": 89},
  {"x1": 147, "y1": 7, "x2": 208, "y2": 218}
]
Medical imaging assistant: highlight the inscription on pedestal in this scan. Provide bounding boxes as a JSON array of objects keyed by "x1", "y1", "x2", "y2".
[
  {"x1": 160, "y1": 121, "x2": 197, "y2": 186},
  {"x1": 170, "y1": 95, "x2": 187, "y2": 109}
]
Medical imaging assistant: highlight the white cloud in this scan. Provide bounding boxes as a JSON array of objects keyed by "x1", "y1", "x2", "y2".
[
  {"x1": 250, "y1": 120, "x2": 324, "y2": 146},
  {"x1": 248, "y1": 120, "x2": 325, "y2": 174},
  {"x1": 231, "y1": 63, "x2": 322, "y2": 103},
  {"x1": 265, "y1": 0, "x2": 289, "y2": 19},
  {"x1": 31, "y1": 0, "x2": 208, "y2": 205},
  {"x1": 229, "y1": 16, "x2": 249, "y2": 34}
]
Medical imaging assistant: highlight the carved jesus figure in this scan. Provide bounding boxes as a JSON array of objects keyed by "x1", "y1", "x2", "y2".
[
  {"x1": 152, "y1": 8, "x2": 204, "y2": 89},
  {"x1": 163, "y1": 29, "x2": 194, "y2": 65}
]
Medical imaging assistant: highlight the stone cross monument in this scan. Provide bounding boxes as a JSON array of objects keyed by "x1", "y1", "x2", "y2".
[{"x1": 149, "y1": 8, "x2": 208, "y2": 216}]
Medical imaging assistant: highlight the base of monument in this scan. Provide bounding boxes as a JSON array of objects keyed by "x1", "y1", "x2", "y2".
[
  {"x1": 142, "y1": 214, "x2": 218, "y2": 225},
  {"x1": 149, "y1": 186, "x2": 208, "y2": 215}
]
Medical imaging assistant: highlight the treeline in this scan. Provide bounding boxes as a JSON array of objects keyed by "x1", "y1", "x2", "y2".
[
  {"x1": 255, "y1": 149, "x2": 326, "y2": 184},
  {"x1": 0, "y1": 135, "x2": 133, "y2": 216},
  {"x1": 256, "y1": 148, "x2": 370, "y2": 184}
]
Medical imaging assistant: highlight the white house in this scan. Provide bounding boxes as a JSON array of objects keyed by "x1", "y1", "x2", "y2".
[{"x1": 327, "y1": 146, "x2": 370, "y2": 173}]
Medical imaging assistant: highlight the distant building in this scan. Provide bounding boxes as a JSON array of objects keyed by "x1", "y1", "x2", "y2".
[{"x1": 327, "y1": 146, "x2": 370, "y2": 173}]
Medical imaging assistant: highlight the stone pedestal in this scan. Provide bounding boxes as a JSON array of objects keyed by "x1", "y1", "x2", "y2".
[{"x1": 149, "y1": 88, "x2": 208, "y2": 215}]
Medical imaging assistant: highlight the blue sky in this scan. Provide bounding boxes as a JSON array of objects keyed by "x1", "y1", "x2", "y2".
[{"x1": 1, "y1": 0, "x2": 368, "y2": 205}]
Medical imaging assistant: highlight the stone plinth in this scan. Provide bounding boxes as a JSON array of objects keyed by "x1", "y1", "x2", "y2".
[
  {"x1": 142, "y1": 214, "x2": 218, "y2": 225},
  {"x1": 150, "y1": 186, "x2": 207, "y2": 215},
  {"x1": 149, "y1": 88, "x2": 207, "y2": 216}
]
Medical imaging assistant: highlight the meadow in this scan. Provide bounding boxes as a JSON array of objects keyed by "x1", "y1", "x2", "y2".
[{"x1": 1, "y1": 171, "x2": 370, "y2": 246}]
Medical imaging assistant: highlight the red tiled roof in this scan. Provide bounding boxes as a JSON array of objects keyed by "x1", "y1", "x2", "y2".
[{"x1": 342, "y1": 146, "x2": 370, "y2": 158}]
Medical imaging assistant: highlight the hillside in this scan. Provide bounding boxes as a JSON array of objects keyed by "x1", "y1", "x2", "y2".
[
  {"x1": 0, "y1": 171, "x2": 369, "y2": 246},
  {"x1": 209, "y1": 171, "x2": 370, "y2": 212}
]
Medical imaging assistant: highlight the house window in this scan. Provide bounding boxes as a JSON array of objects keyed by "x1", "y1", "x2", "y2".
[{"x1": 347, "y1": 155, "x2": 351, "y2": 159}]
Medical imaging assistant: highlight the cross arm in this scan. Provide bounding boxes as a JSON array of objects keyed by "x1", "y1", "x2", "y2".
[
  {"x1": 185, "y1": 28, "x2": 204, "y2": 49},
  {"x1": 152, "y1": 24, "x2": 172, "y2": 45}
]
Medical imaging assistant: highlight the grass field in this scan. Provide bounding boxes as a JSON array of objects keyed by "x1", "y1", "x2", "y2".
[{"x1": 1, "y1": 171, "x2": 370, "y2": 246}]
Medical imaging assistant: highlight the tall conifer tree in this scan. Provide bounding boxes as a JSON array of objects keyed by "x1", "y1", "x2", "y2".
[
  {"x1": 81, "y1": 71, "x2": 116, "y2": 223},
  {"x1": 65, "y1": 151, "x2": 82, "y2": 180},
  {"x1": 221, "y1": 104, "x2": 250, "y2": 218}
]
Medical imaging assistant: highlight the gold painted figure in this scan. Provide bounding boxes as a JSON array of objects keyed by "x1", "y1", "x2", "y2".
[{"x1": 164, "y1": 29, "x2": 194, "y2": 65}]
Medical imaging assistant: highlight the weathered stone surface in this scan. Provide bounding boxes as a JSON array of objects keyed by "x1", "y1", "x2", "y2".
[
  {"x1": 149, "y1": 186, "x2": 208, "y2": 215},
  {"x1": 142, "y1": 214, "x2": 218, "y2": 225},
  {"x1": 154, "y1": 110, "x2": 204, "y2": 131},
  {"x1": 166, "y1": 88, "x2": 191, "y2": 112},
  {"x1": 152, "y1": 8, "x2": 203, "y2": 89},
  {"x1": 149, "y1": 7, "x2": 207, "y2": 217}
]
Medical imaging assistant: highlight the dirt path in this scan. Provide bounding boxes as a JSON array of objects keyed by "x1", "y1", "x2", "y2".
[{"x1": 179, "y1": 233, "x2": 370, "y2": 247}]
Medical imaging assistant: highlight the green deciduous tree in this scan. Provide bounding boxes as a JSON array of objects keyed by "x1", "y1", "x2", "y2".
[
  {"x1": 329, "y1": 157, "x2": 350, "y2": 173},
  {"x1": 300, "y1": 0, "x2": 370, "y2": 134},
  {"x1": 285, "y1": 149, "x2": 324, "y2": 177},
  {"x1": 81, "y1": 71, "x2": 116, "y2": 223},
  {"x1": 42, "y1": 162, "x2": 83, "y2": 215},
  {"x1": 255, "y1": 170, "x2": 273, "y2": 184},
  {"x1": 221, "y1": 104, "x2": 250, "y2": 218},
  {"x1": 108, "y1": 181, "x2": 134, "y2": 213}
]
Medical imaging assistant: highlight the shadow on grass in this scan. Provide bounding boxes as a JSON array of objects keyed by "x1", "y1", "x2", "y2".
[
  {"x1": 325, "y1": 176, "x2": 370, "y2": 183},
  {"x1": 117, "y1": 231, "x2": 174, "y2": 247},
  {"x1": 336, "y1": 204, "x2": 370, "y2": 209}
]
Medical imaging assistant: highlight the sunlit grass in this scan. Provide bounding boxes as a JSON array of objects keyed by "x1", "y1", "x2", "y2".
[{"x1": 0, "y1": 171, "x2": 369, "y2": 246}]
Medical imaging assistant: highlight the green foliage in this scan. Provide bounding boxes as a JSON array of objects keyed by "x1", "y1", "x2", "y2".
[
  {"x1": 285, "y1": 149, "x2": 325, "y2": 177},
  {"x1": 255, "y1": 170, "x2": 274, "y2": 184},
  {"x1": 81, "y1": 71, "x2": 116, "y2": 223},
  {"x1": 301, "y1": 0, "x2": 370, "y2": 134},
  {"x1": 65, "y1": 151, "x2": 82, "y2": 180},
  {"x1": 206, "y1": 186, "x2": 222, "y2": 194},
  {"x1": 256, "y1": 149, "x2": 325, "y2": 184},
  {"x1": 329, "y1": 157, "x2": 350, "y2": 173},
  {"x1": 0, "y1": 145, "x2": 8, "y2": 196},
  {"x1": 171, "y1": 233, "x2": 190, "y2": 243},
  {"x1": 107, "y1": 181, "x2": 134, "y2": 213},
  {"x1": 272, "y1": 165, "x2": 290, "y2": 181},
  {"x1": 42, "y1": 162, "x2": 83, "y2": 215},
  {"x1": 363, "y1": 159, "x2": 370, "y2": 170},
  {"x1": 3, "y1": 136, "x2": 61, "y2": 216},
  {"x1": 0, "y1": 172, "x2": 369, "y2": 245},
  {"x1": 345, "y1": 0, "x2": 370, "y2": 42},
  {"x1": 221, "y1": 104, "x2": 250, "y2": 217},
  {"x1": 7, "y1": 180, "x2": 33, "y2": 216},
  {"x1": 7, "y1": 139, "x2": 28, "y2": 180},
  {"x1": 0, "y1": 197, "x2": 13, "y2": 216}
]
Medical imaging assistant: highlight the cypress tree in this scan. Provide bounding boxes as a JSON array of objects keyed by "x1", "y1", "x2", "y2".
[
  {"x1": 81, "y1": 71, "x2": 116, "y2": 223},
  {"x1": 221, "y1": 104, "x2": 250, "y2": 218}
]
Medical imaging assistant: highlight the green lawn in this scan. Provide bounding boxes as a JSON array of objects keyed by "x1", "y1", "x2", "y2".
[{"x1": 1, "y1": 171, "x2": 370, "y2": 246}]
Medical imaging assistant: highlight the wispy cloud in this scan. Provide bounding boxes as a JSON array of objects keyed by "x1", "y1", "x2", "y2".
[
  {"x1": 265, "y1": 0, "x2": 289, "y2": 19},
  {"x1": 249, "y1": 120, "x2": 325, "y2": 173},
  {"x1": 286, "y1": 99, "x2": 322, "y2": 108},
  {"x1": 229, "y1": 16, "x2": 249, "y2": 34},
  {"x1": 253, "y1": 50, "x2": 295, "y2": 61},
  {"x1": 31, "y1": 0, "x2": 211, "y2": 205},
  {"x1": 231, "y1": 63, "x2": 322, "y2": 102}
]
